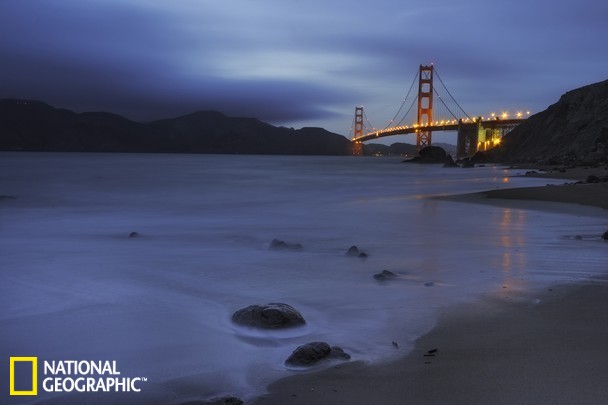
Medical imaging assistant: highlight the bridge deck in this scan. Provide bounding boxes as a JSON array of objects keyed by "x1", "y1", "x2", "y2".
[{"x1": 353, "y1": 118, "x2": 525, "y2": 143}]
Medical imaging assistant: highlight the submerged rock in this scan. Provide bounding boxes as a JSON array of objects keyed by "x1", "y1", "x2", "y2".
[
  {"x1": 373, "y1": 270, "x2": 398, "y2": 281},
  {"x1": 269, "y1": 238, "x2": 303, "y2": 251},
  {"x1": 231, "y1": 303, "x2": 305, "y2": 329},
  {"x1": 285, "y1": 341, "x2": 351, "y2": 366}
]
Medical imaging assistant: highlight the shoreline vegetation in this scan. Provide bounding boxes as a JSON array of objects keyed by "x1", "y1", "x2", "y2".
[{"x1": 252, "y1": 165, "x2": 608, "y2": 405}]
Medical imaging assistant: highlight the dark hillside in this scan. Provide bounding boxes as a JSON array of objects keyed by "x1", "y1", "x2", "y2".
[
  {"x1": 0, "y1": 99, "x2": 351, "y2": 155},
  {"x1": 486, "y1": 80, "x2": 608, "y2": 165}
]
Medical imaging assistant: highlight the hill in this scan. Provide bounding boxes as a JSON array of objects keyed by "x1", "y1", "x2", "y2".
[
  {"x1": 0, "y1": 99, "x2": 352, "y2": 155},
  {"x1": 486, "y1": 79, "x2": 608, "y2": 165}
]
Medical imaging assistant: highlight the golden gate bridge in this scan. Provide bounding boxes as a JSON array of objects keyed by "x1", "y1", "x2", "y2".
[{"x1": 350, "y1": 64, "x2": 530, "y2": 158}]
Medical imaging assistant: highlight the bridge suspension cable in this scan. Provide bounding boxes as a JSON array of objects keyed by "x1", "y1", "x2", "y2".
[
  {"x1": 433, "y1": 67, "x2": 472, "y2": 121},
  {"x1": 393, "y1": 96, "x2": 418, "y2": 127},
  {"x1": 383, "y1": 67, "x2": 419, "y2": 130},
  {"x1": 433, "y1": 88, "x2": 459, "y2": 121},
  {"x1": 363, "y1": 108, "x2": 376, "y2": 132}
]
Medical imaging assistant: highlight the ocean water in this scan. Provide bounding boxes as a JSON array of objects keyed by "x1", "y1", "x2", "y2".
[{"x1": 1, "y1": 153, "x2": 607, "y2": 403}]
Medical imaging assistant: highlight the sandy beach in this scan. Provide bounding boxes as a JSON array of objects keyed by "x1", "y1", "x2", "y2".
[{"x1": 253, "y1": 166, "x2": 608, "y2": 405}]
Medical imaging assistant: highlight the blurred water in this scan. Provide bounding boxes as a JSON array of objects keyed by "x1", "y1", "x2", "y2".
[{"x1": 1, "y1": 153, "x2": 606, "y2": 403}]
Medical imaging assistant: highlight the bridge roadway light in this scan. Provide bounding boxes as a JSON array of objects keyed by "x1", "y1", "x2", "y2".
[{"x1": 516, "y1": 111, "x2": 523, "y2": 118}]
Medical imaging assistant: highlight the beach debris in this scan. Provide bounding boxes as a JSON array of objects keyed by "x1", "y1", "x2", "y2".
[
  {"x1": 424, "y1": 348, "x2": 438, "y2": 357},
  {"x1": 392, "y1": 341, "x2": 399, "y2": 348},
  {"x1": 602, "y1": 231, "x2": 608, "y2": 240},
  {"x1": 128, "y1": 231, "x2": 139, "y2": 238},
  {"x1": 269, "y1": 238, "x2": 303, "y2": 251},
  {"x1": 231, "y1": 303, "x2": 305, "y2": 329},
  {"x1": 373, "y1": 270, "x2": 398, "y2": 281},
  {"x1": 285, "y1": 341, "x2": 351, "y2": 366}
]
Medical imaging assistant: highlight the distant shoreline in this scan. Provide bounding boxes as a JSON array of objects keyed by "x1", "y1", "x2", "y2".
[{"x1": 446, "y1": 164, "x2": 608, "y2": 212}]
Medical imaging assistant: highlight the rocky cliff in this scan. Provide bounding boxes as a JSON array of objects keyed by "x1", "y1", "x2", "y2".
[
  {"x1": 0, "y1": 99, "x2": 352, "y2": 155},
  {"x1": 487, "y1": 79, "x2": 608, "y2": 165}
]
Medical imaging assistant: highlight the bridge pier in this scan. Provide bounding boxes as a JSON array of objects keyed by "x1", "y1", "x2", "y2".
[{"x1": 457, "y1": 118, "x2": 486, "y2": 159}]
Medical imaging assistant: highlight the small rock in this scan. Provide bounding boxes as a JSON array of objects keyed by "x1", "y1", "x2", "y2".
[
  {"x1": 269, "y1": 238, "x2": 302, "y2": 251},
  {"x1": 128, "y1": 232, "x2": 139, "y2": 238},
  {"x1": 602, "y1": 231, "x2": 608, "y2": 240},
  {"x1": 357, "y1": 252, "x2": 368, "y2": 259},
  {"x1": 586, "y1": 175, "x2": 601, "y2": 183},
  {"x1": 424, "y1": 282, "x2": 435, "y2": 287},
  {"x1": 346, "y1": 246, "x2": 360, "y2": 256},
  {"x1": 392, "y1": 341, "x2": 399, "y2": 348},
  {"x1": 373, "y1": 270, "x2": 398, "y2": 281}
]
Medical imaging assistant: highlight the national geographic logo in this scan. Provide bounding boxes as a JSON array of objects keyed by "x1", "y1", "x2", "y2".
[
  {"x1": 9, "y1": 357, "x2": 37, "y2": 395},
  {"x1": 9, "y1": 357, "x2": 147, "y2": 396}
]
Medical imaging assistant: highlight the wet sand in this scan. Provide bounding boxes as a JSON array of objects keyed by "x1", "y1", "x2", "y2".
[
  {"x1": 254, "y1": 283, "x2": 608, "y2": 405},
  {"x1": 253, "y1": 166, "x2": 608, "y2": 405}
]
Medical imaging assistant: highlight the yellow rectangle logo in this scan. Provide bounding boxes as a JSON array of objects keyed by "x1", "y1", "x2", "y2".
[{"x1": 9, "y1": 357, "x2": 38, "y2": 396}]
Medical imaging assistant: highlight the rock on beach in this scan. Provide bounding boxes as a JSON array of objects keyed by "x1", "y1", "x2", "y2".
[{"x1": 285, "y1": 341, "x2": 351, "y2": 366}]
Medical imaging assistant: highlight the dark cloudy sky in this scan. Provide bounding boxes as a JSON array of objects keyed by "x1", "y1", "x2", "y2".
[{"x1": 1, "y1": 0, "x2": 607, "y2": 137}]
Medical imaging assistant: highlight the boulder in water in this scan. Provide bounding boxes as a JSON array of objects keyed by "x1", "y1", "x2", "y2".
[
  {"x1": 405, "y1": 146, "x2": 447, "y2": 164},
  {"x1": 231, "y1": 303, "x2": 305, "y2": 329}
]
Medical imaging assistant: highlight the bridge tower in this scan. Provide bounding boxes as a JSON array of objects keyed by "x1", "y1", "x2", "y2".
[
  {"x1": 416, "y1": 64, "x2": 434, "y2": 152},
  {"x1": 352, "y1": 106, "x2": 364, "y2": 155}
]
